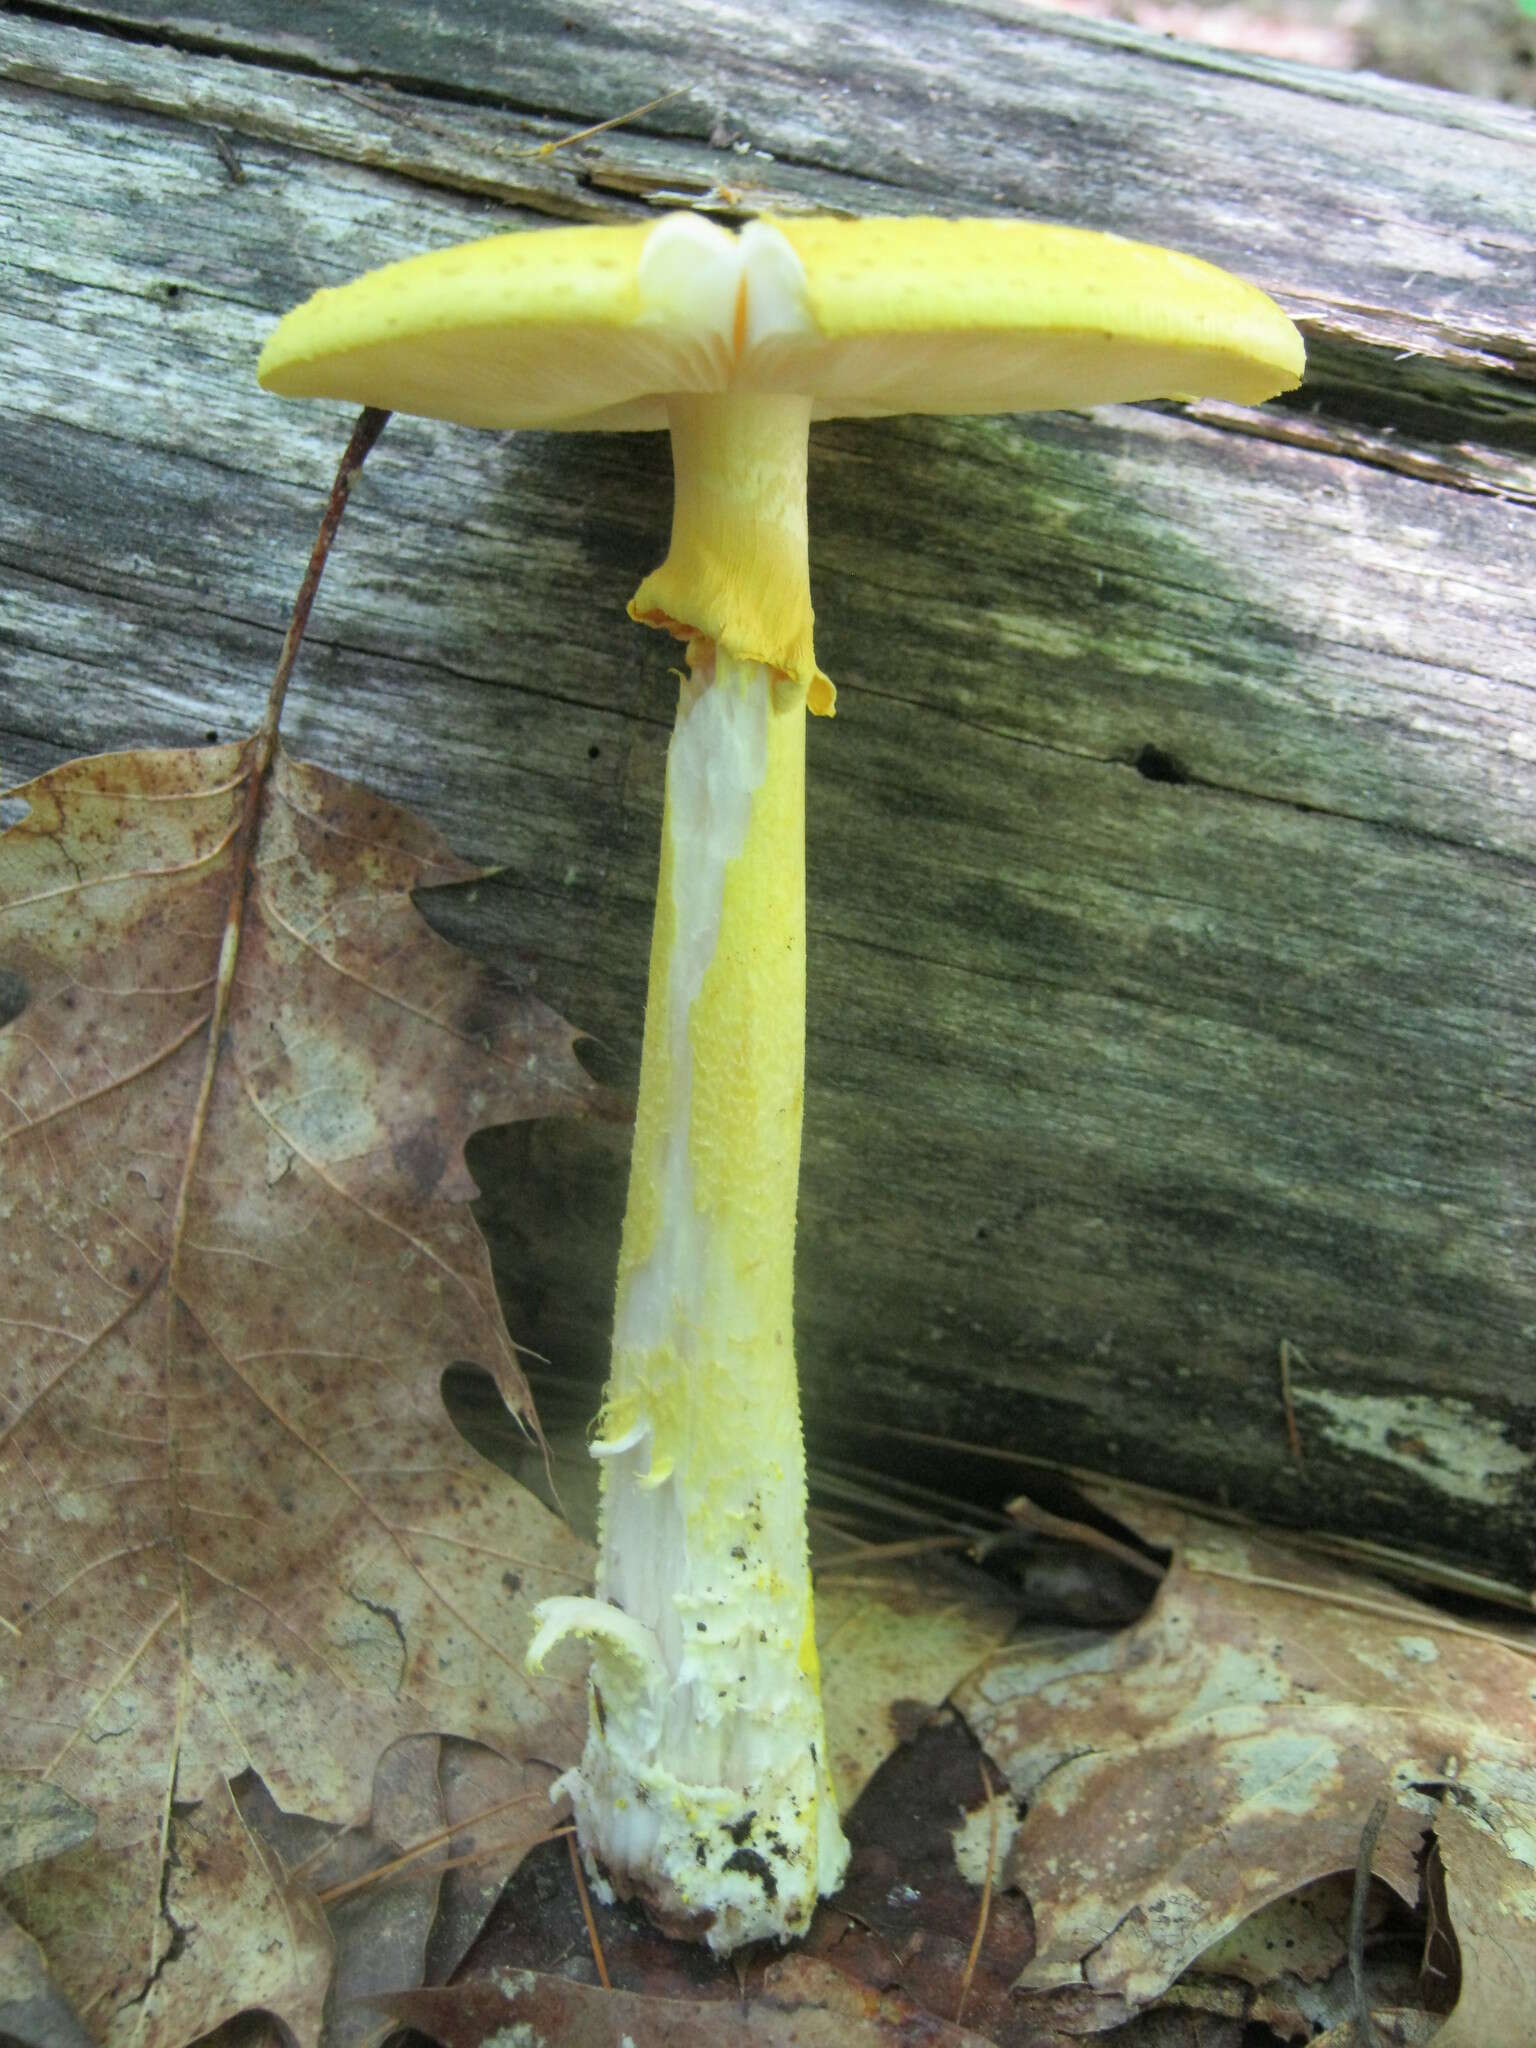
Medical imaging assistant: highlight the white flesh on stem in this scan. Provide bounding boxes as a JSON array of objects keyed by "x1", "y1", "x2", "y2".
[{"x1": 529, "y1": 389, "x2": 849, "y2": 1949}]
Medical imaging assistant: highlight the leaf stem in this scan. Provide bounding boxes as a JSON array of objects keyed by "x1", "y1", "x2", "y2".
[
  {"x1": 169, "y1": 407, "x2": 391, "y2": 1285},
  {"x1": 257, "y1": 406, "x2": 391, "y2": 762},
  {"x1": 1349, "y1": 1792, "x2": 1390, "y2": 2045}
]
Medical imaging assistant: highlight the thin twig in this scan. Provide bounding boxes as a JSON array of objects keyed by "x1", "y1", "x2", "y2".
[
  {"x1": 311, "y1": 1787, "x2": 548, "y2": 1904},
  {"x1": 1349, "y1": 1793, "x2": 1390, "y2": 2045},
  {"x1": 815, "y1": 1533, "x2": 974, "y2": 1573},
  {"x1": 956, "y1": 1758, "x2": 1000, "y2": 2024},
  {"x1": 806, "y1": 1506, "x2": 880, "y2": 1548},
  {"x1": 820, "y1": 1902, "x2": 907, "y2": 1969},
  {"x1": 830, "y1": 1420, "x2": 1082, "y2": 1470},
  {"x1": 837, "y1": 1422, "x2": 1536, "y2": 1615},
  {"x1": 1279, "y1": 1339, "x2": 1305, "y2": 1468},
  {"x1": 1311, "y1": 1539, "x2": 1536, "y2": 1615},
  {"x1": 166, "y1": 408, "x2": 388, "y2": 1298},
  {"x1": 319, "y1": 1823, "x2": 573, "y2": 1907},
  {"x1": 515, "y1": 88, "x2": 690, "y2": 159},
  {"x1": 1188, "y1": 1562, "x2": 1536, "y2": 1661},
  {"x1": 812, "y1": 1459, "x2": 1005, "y2": 1535},
  {"x1": 1001, "y1": 1495, "x2": 1166, "y2": 1582},
  {"x1": 568, "y1": 1831, "x2": 611, "y2": 1990},
  {"x1": 258, "y1": 408, "x2": 390, "y2": 755},
  {"x1": 207, "y1": 126, "x2": 245, "y2": 183},
  {"x1": 332, "y1": 82, "x2": 688, "y2": 164},
  {"x1": 433, "y1": 1822, "x2": 573, "y2": 1882}
]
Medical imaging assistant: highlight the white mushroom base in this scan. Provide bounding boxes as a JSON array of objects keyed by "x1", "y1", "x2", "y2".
[{"x1": 529, "y1": 1586, "x2": 847, "y2": 1948}]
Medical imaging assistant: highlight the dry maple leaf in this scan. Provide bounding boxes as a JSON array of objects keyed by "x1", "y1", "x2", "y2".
[
  {"x1": 956, "y1": 1486, "x2": 1536, "y2": 2036},
  {"x1": 0, "y1": 733, "x2": 606, "y2": 2046}
]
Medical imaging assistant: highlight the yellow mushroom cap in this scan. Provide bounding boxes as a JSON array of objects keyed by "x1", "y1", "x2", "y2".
[{"x1": 257, "y1": 211, "x2": 1305, "y2": 431}]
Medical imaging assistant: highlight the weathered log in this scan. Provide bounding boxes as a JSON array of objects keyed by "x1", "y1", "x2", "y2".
[{"x1": 3, "y1": 2, "x2": 1533, "y2": 1582}]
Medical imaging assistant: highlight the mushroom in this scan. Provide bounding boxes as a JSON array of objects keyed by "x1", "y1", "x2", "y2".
[{"x1": 258, "y1": 211, "x2": 1303, "y2": 1950}]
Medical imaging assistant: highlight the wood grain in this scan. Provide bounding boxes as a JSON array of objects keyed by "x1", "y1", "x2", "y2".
[{"x1": 3, "y1": 1, "x2": 1533, "y2": 1582}]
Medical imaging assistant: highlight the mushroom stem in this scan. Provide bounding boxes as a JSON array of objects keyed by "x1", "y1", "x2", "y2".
[
  {"x1": 529, "y1": 393, "x2": 850, "y2": 1946},
  {"x1": 530, "y1": 638, "x2": 846, "y2": 1946}
]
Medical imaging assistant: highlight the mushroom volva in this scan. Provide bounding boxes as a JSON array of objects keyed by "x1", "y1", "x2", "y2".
[{"x1": 259, "y1": 211, "x2": 1304, "y2": 1951}]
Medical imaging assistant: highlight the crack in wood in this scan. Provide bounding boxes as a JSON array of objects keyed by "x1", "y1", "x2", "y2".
[{"x1": 1186, "y1": 403, "x2": 1536, "y2": 506}]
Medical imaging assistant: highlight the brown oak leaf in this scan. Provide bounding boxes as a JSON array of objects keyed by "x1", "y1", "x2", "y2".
[
  {"x1": 956, "y1": 1485, "x2": 1536, "y2": 2034},
  {"x1": 1424, "y1": 1803, "x2": 1536, "y2": 2048},
  {"x1": 0, "y1": 740, "x2": 605, "y2": 2046}
]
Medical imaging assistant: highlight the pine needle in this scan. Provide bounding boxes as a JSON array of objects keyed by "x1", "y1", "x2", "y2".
[
  {"x1": 568, "y1": 1830, "x2": 611, "y2": 1989},
  {"x1": 1188, "y1": 1561, "x2": 1536, "y2": 1661},
  {"x1": 312, "y1": 1788, "x2": 550, "y2": 1906},
  {"x1": 956, "y1": 1756, "x2": 1000, "y2": 2023},
  {"x1": 815, "y1": 1533, "x2": 974, "y2": 1572},
  {"x1": 515, "y1": 88, "x2": 689, "y2": 159}
]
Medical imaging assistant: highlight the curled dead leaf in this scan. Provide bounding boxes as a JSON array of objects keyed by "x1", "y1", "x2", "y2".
[
  {"x1": 956, "y1": 1494, "x2": 1536, "y2": 2033},
  {"x1": 1422, "y1": 1804, "x2": 1536, "y2": 2047}
]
